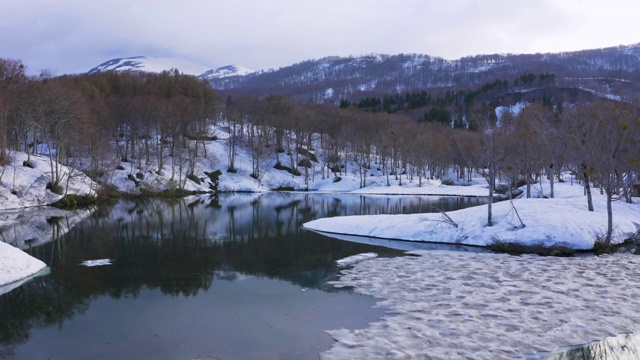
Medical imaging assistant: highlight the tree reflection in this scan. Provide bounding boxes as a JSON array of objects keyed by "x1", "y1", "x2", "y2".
[{"x1": 0, "y1": 193, "x2": 482, "y2": 347}]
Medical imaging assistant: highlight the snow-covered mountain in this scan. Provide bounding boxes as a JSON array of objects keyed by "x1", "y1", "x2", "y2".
[
  {"x1": 88, "y1": 56, "x2": 253, "y2": 79},
  {"x1": 88, "y1": 56, "x2": 212, "y2": 76}
]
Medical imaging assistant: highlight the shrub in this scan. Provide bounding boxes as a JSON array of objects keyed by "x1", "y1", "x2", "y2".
[
  {"x1": 487, "y1": 241, "x2": 575, "y2": 257},
  {"x1": 441, "y1": 178, "x2": 455, "y2": 186},
  {"x1": 204, "y1": 169, "x2": 223, "y2": 191},
  {"x1": 51, "y1": 194, "x2": 97, "y2": 210},
  {"x1": 274, "y1": 162, "x2": 300, "y2": 176},
  {"x1": 187, "y1": 173, "x2": 201, "y2": 185},
  {"x1": 46, "y1": 181, "x2": 64, "y2": 195}
]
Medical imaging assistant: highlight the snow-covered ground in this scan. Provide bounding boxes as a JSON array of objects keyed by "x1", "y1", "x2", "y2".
[
  {"x1": 97, "y1": 124, "x2": 491, "y2": 196},
  {"x1": 303, "y1": 179, "x2": 640, "y2": 359},
  {"x1": 321, "y1": 250, "x2": 640, "y2": 359},
  {"x1": 305, "y1": 179, "x2": 640, "y2": 250},
  {"x1": 0, "y1": 152, "x2": 97, "y2": 211}
]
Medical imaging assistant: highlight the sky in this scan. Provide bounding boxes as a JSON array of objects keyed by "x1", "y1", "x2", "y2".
[{"x1": 2, "y1": 0, "x2": 640, "y2": 75}]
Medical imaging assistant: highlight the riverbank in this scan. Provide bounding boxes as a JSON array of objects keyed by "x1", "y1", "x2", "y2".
[{"x1": 304, "y1": 179, "x2": 640, "y2": 250}]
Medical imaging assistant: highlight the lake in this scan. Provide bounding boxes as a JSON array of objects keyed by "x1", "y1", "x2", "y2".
[{"x1": 0, "y1": 193, "x2": 487, "y2": 359}]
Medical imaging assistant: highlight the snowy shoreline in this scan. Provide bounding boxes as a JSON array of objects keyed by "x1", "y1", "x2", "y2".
[
  {"x1": 305, "y1": 181, "x2": 640, "y2": 250},
  {"x1": 303, "y1": 179, "x2": 640, "y2": 359}
]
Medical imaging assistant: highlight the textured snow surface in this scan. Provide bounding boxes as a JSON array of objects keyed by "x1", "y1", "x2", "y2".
[
  {"x1": 0, "y1": 241, "x2": 46, "y2": 291},
  {"x1": 322, "y1": 251, "x2": 640, "y2": 360}
]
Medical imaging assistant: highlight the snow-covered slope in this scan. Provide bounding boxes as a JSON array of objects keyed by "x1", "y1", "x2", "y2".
[
  {"x1": 88, "y1": 56, "x2": 212, "y2": 76},
  {"x1": 201, "y1": 65, "x2": 254, "y2": 79},
  {"x1": 88, "y1": 56, "x2": 253, "y2": 79},
  {"x1": 0, "y1": 152, "x2": 98, "y2": 211}
]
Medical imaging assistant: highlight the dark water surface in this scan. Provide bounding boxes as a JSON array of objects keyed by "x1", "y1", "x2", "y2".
[{"x1": 0, "y1": 193, "x2": 486, "y2": 359}]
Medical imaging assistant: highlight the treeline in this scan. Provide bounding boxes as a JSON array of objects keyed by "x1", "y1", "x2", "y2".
[
  {"x1": 340, "y1": 72, "x2": 557, "y2": 126},
  {"x1": 0, "y1": 58, "x2": 222, "y2": 191},
  {"x1": 224, "y1": 91, "x2": 637, "y2": 245}
]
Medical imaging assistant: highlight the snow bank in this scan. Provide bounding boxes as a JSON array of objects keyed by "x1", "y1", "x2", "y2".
[
  {"x1": 322, "y1": 250, "x2": 640, "y2": 359},
  {"x1": 0, "y1": 241, "x2": 46, "y2": 292},
  {"x1": 304, "y1": 181, "x2": 640, "y2": 250},
  {"x1": 336, "y1": 253, "x2": 378, "y2": 268}
]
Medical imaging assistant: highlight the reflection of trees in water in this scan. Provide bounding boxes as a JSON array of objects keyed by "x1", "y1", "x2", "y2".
[
  {"x1": 0, "y1": 276, "x2": 90, "y2": 347},
  {"x1": 0, "y1": 194, "x2": 479, "y2": 348}
]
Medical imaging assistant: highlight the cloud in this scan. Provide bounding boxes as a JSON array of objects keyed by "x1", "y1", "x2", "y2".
[{"x1": 1, "y1": 0, "x2": 639, "y2": 75}]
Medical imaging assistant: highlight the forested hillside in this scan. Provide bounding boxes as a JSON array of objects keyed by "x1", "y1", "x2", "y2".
[
  {"x1": 209, "y1": 44, "x2": 640, "y2": 104},
  {"x1": 1, "y1": 53, "x2": 639, "y2": 229}
]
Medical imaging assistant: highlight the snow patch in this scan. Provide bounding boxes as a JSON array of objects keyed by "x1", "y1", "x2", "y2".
[
  {"x1": 0, "y1": 241, "x2": 47, "y2": 290},
  {"x1": 81, "y1": 259, "x2": 113, "y2": 267},
  {"x1": 336, "y1": 253, "x2": 378, "y2": 268},
  {"x1": 495, "y1": 100, "x2": 529, "y2": 122}
]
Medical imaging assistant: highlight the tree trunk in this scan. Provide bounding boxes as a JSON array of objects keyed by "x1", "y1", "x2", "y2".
[
  {"x1": 549, "y1": 162, "x2": 555, "y2": 199},
  {"x1": 582, "y1": 164, "x2": 594, "y2": 212},
  {"x1": 605, "y1": 190, "x2": 613, "y2": 246},
  {"x1": 488, "y1": 163, "x2": 494, "y2": 226}
]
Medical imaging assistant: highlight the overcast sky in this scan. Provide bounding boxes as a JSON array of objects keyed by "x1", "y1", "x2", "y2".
[{"x1": 3, "y1": 0, "x2": 639, "y2": 75}]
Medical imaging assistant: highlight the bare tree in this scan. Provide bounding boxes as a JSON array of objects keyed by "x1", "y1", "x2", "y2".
[{"x1": 575, "y1": 101, "x2": 638, "y2": 245}]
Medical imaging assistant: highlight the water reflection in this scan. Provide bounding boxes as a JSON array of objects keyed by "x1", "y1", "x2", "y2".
[{"x1": 1, "y1": 193, "x2": 485, "y2": 358}]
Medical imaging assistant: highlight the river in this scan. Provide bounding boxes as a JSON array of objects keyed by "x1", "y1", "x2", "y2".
[{"x1": 0, "y1": 193, "x2": 486, "y2": 359}]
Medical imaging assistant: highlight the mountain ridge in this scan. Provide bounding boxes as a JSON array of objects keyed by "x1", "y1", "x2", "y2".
[
  {"x1": 88, "y1": 56, "x2": 254, "y2": 79},
  {"x1": 206, "y1": 43, "x2": 640, "y2": 102},
  {"x1": 88, "y1": 43, "x2": 640, "y2": 103}
]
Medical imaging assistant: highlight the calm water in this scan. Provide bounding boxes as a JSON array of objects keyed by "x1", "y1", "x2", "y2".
[{"x1": 0, "y1": 193, "x2": 487, "y2": 359}]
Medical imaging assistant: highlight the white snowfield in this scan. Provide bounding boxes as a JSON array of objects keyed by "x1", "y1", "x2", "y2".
[{"x1": 321, "y1": 250, "x2": 640, "y2": 359}]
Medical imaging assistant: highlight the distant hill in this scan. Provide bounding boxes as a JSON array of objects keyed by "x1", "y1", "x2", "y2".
[
  {"x1": 206, "y1": 44, "x2": 640, "y2": 103},
  {"x1": 88, "y1": 44, "x2": 640, "y2": 105},
  {"x1": 88, "y1": 56, "x2": 253, "y2": 79}
]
